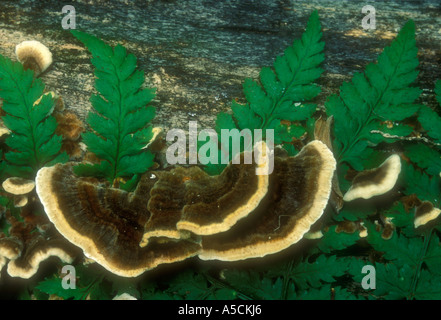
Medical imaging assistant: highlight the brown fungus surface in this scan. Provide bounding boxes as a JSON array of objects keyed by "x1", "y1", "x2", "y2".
[
  {"x1": 36, "y1": 163, "x2": 201, "y2": 277},
  {"x1": 0, "y1": 210, "x2": 77, "y2": 279},
  {"x1": 0, "y1": 237, "x2": 23, "y2": 260},
  {"x1": 141, "y1": 151, "x2": 269, "y2": 246},
  {"x1": 414, "y1": 201, "x2": 441, "y2": 229},
  {"x1": 6, "y1": 237, "x2": 76, "y2": 279},
  {"x1": 180, "y1": 151, "x2": 268, "y2": 236},
  {"x1": 141, "y1": 167, "x2": 205, "y2": 245},
  {"x1": 199, "y1": 140, "x2": 336, "y2": 261},
  {"x1": 343, "y1": 154, "x2": 401, "y2": 202},
  {"x1": 36, "y1": 140, "x2": 335, "y2": 275},
  {"x1": 2, "y1": 177, "x2": 35, "y2": 195},
  {"x1": 314, "y1": 116, "x2": 343, "y2": 212},
  {"x1": 15, "y1": 40, "x2": 53, "y2": 76}
]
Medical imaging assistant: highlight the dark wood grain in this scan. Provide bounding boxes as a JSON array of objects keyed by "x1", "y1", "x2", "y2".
[{"x1": 0, "y1": 0, "x2": 440, "y2": 134}]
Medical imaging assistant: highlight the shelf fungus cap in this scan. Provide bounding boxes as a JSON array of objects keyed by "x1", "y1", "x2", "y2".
[
  {"x1": 0, "y1": 237, "x2": 23, "y2": 260},
  {"x1": 2, "y1": 177, "x2": 35, "y2": 195},
  {"x1": 176, "y1": 142, "x2": 271, "y2": 236},
  {"x1": 343, "y1": 154, "x2": 401, "y2": 202},
  {"x1": 13, "y1": 195, "x2": 28, "y2": 208},
  {"x1": 199, "y1": 140, "x2": 336, "y2": 261},
  {"x1": 7, "y1": 239, "x2": 75, "y2": 279},
  {"x1": 15, "y1": 40, "x2": 53, "y2": 76},
  {"x1": 414, "y1": 201, "x2": 441, "y2": 229},
  {"x1": 303, "y1": 230, "x2": 323, "y2": 240},
  {"x1": 36, "y1": 163, "x2": 200, "y2": 277},
  {"x1": 140, "y1": 141, "x2": 272, "y2": 248}
]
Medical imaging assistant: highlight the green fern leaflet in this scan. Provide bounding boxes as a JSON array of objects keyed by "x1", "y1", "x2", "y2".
[
  {"x1": 204, "y1": 10, "x2": 324, "y2": 174},
  {"x1": 0, "y1": 54, "x2": 68, "y2": 178},
  {"x1": 71, "y1": 30, "x2": 156, "y2": 186},
  {"x1": 326, "y1": 20, "x2": 421, "y2": 171}
]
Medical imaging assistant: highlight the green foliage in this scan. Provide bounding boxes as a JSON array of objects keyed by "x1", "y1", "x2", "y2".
[
  {"x1": 71, "y1": 30, "x2": 156, "y2": 185},
  {"x1": 3, "y1": 12, "x2": 441, "y2": 301},
  {"x1": 363, "y1": 228, "x2": 441, "y2": 300},
  {"x1": 162, "y1": 270, "x2": 237, "y2": 300},
  {"x1": 366, "y1": 223, "x2": 422, "y2": 267},
  {"x1": 418, "y1": 104, "x2": 441, "y2": 144},
  {"x1": 382, "y1": 202, "x2": 416, "y2": 237},
  {"x1": 404, "y1": 143, "x2": 441, "y2": 177},
  {"x1": 140, "y1": 268, "x2": 240, "y2": 300},
  {"x1": 35, "y1": 265, "x2": 111, "y2": 300},
  {"x1": 332, "y1": 207, "x2": 375, "y2": 222},
  {"x1": 400, "y1": 161, "x2": 440, "y2": 204},
  {"x1": 282, "y1": 255, "x2": 348, "y2": 289},
  {"x1": 222, "y1": 269, "x2": 294, "y2": 300},
  {"x1": 326, "y1": 20, "x2": 420, "y2": 171},
  {"x1": 203, "y1": 10, "x2": 324, "y2": 174},
  {"x1": 0, "y1": 55, "x2": 68, "y2": 178},
  {"x1": 320, "y1": 18, "x2": 441, "y2": 300},
  {"x1": 318, "y1": 225, "x2": 360, "y2": 253}
]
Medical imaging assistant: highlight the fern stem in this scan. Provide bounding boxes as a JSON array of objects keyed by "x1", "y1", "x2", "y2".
[
  {"x1": 281, "y1": 258, "x2": 295, "y2": 300},
  {"x1": 205, "y1": 274, "x2": 253, "y2": 300},
  {"x1": 409, "y1": 229, "x2": 432, "y2": 299},
  {"x1": 111, "y1": 59, "x2": 123, "y2": 186},
  {"x1": 81, "y1": 274, "x2": 105, "y2": 300}
]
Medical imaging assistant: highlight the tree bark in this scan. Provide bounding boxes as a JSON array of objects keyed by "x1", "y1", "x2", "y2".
[{"x1": 0, "y1": 0, "x2": 440, "y2": 132}]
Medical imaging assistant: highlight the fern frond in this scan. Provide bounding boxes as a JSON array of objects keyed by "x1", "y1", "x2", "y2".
[
  {"x1": 223, "y1": 269, "x2": 295, "y2": 300},
  {"x1": 382, "y1": 202, "x2": 416, "y2": 238},
  {"x1": 374, "y1": 263, "x2": 413, "y2": 299},
  {"x1": 400, "y1": 161, "x2": 440, "y2": 203},
  {"x1": 417, "y1": 82, "x2": 441, "y2": 144},
  {"x1": 366, "y1": 222, "x2": 422, "y2": 268},
  {"x1": 286, "y1": 255, "x2": 348, "y2": 290},
  {"x1": 71, "y1": 31, "x2": 156, "y2": 184},
  {"x1": 0, "y1": 54, "x2": 67, "y2": 178},
  {"x1": 236, "y1": 9, "x2": 324, "y2": 133},
  {"x1": 204, "y1": 10, "x2": 324, "y2": 174},
  {"x1": 326, "y1": 20, "x2": 420, "y2": 171},
  {"x1": 366, "y1": 223, "x2": 441, "y2": 300},
  {"x1": 404, "y1": 143, "x2": 441, "y2": 177},
  {"x1": 412, "y1": 269, "x2": 441, "y2": 299},
  {"x1": 317, "y1": 225, "x2": 360, "y2": 253},
  {"x1": 424, "y1": 233, "x2": 441, "y2": 276}
]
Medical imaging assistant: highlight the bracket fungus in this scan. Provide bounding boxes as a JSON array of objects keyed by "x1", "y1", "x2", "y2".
[
  {"x1": 6, "y1": 238, "x2": 76, "y2": 279},
  {"x1": 414, "y1": 201, "x2": 441, "y2": 229},
  {"x1": 36, "y1": 163, "x2": 201, "y2": 277},
  {"x1": 2, "y1": 177, "x2": 35, "y2": 195},
  {"x1": 343, "y1": 154, "x2": 402, "y2": 202},
  {"x1": 314, "y1": 116, "x2": 343, "y2": 212},
  {"x1": 15, "y1": 40, "x2": 53, "y2": 76},
  {"x1": 199, "y1": 141, "x2": 336, "y2": 261},
  {"x1": 0, "y1": 211, "x2": 78, "y2": 279},
  {"x1": 2, "y1": 177, "x2": 35, "y2": 208},
  {"x1": 36, "y1": 140, "x2": 336, "y2": 277}
]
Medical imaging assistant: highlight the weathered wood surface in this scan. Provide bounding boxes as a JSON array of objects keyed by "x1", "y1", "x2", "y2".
[{"x1": 0, "y1": 0, "x2": 440, "y2": 134}]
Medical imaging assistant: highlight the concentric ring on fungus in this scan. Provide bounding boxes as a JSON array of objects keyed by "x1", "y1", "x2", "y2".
[{"x1": 36, "y1": 140, "x2": 336, "y2": 277}]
